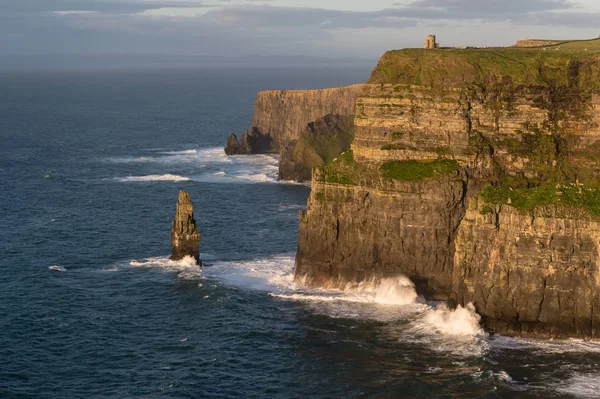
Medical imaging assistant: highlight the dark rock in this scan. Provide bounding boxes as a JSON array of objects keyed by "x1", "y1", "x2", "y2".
[
  {"x1": 223, "y1": 85, "x2": 365, "y2": 178},
  {"x1": 224, "y1": 133, "x2": 243, "y2": 155},
  {"x1": 240, "y1": 127, "x2": 274, "y2": 154},
  {"x1": 170, "y1": 190, "x2": 201, "y2": 265},
  {"x1": 278, "y1": 140, "x2": 312, "y2": 182},
  {"x1": 279, "y1": 114, "x2": 355, "y2": 182},
  {"x1": 224, "y1": 127, "x2": 274, "y2": 155}
]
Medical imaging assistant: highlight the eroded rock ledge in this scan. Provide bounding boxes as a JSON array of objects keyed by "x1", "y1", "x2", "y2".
[{"x1": 294, "y1": 43, "x2": 600, "y2": 339}]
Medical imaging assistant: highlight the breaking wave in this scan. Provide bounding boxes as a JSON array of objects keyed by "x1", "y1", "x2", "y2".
[
  {"x1": 556, "y1": 373, "x2": 600, "y2": 398},
  {"x1": 203, "y1": 255, "x2": 486, "y2": 354},
  {"x1": 115, "y1": 174, "x2": 191, "y2": 182},
  {"x1": 423, "y1": 303, "x2": 483, "y2": 336},
  {"x1": 107, "y1": 147, "x2": 296, "y2": 185},
  {"x1": 130, "y1": 255, "x2": 202, "y2": 280}
]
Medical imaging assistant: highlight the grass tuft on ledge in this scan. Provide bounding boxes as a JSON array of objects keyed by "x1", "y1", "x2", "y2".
[
  {"x1": 318, "y1": 150, "x2": 362, "y2": 185},
  {"x1": 381, "y1": 159, "x2": 460, "y2": 182},
  {"x1": 480, "y1": 183, "x2": 600, "y2": 216}
]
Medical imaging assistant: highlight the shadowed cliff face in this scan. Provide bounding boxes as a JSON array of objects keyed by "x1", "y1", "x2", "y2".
[
  {"x1": 279, "y1": 114, "x2": 355, "y2": 182},
  {"x1": 295, "y1": 48, "x2": 600, "y2": 339},
  {"x1": 225, "y1": 85, "x2": 365, "y2": 181},
  {"x1": 171, "y1": 190, "x2": 201, "y2": 265}
]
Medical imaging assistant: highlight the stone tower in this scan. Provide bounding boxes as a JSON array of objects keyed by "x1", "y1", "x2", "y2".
[
  {"x1": 424, "y1": 34, "x2": 438, "y2": 49},
  {"x1": 170, "y1": 190, "x2": 201, "y2": 265}
]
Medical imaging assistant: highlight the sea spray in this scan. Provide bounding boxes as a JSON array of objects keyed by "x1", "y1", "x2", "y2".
[
  {"x1": 346, "y1": 276, "x2": 419, "y2": 306},
  {"x1": 424, "y1": 303, "x2": 483, "y2": 336},
  {"x1": 116, "y1": 174, "x2": 191, "y2": 182},
  {"x1": 130, "y1": 255, "x2": 202, "y2": 280}
]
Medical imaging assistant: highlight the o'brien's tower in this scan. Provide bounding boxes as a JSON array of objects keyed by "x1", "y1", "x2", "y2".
[{"x1": 424, "y1": 34, "x2": 439, "y2": 49}]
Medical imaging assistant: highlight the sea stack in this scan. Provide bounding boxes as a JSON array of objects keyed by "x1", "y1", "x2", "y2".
[{"x1": 170, "y1": 190, "x2": 201, "y2": 265}]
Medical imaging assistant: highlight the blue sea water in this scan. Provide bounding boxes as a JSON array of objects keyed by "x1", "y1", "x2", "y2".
[{"x1": 2, "y1": 66, "x2": 600, "y2": 398}]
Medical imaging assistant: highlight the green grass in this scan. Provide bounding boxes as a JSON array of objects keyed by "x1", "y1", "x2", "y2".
[
  {"x1": 480, "y1": 183, "x2": 600, "y2": 215},
  {"x1": 433, "y1": 146, "x2": 450, "y2": 155},
  {"x1": 380, "y1": 144, "x2": 414, "y2": 151},
  {"x1": 540, "y1": 38, "x2": 600, "y2": 53},
  {"x1": 367, "y1": 47, "x2": 600, "y2": 89},
  {"x1": 381, "y1": 159, "x2": 460, "y2": 182},
  {"x1": 480, "y1": 205, "x2": 493, "y2": 215},
  {"x1": 318, "y1": 150, "x2": 363, "y2": 185}
]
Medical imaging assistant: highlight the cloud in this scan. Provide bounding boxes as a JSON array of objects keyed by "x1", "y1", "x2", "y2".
[
  {"x1": 0, "y1": 0, "x2": 599, "y2": 60},
  {"x1": 398, "y1": 0, "x2": 574, "y2": 17},
  {"x1": 0, "y1": 0, "x2": 209, "y2": 15}
]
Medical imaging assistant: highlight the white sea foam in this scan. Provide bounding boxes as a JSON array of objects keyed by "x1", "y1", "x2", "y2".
[
  {"x1": 160, "y1": 150, "x2": 198, "y2": 155},
  {"x1": 106, "y1": 147, "x2": 232, "y2": 165},
  {"x1": 48, "y1": 265, "x2": 67, "y2": 272},
  {"x1": 489, "y1": 335, "x2": 600, "y2": 354},
  {"x1": 116, "y1": 174, "x2": 191, "y2": 182},
  {"x1": 204, "y1": 255, "x2": 485, "y2": 353},
  {"x1": 423, "y1": 303, "x2": 483, "y2": 336},
  {"x1": 127, "y1": 252, "x2": 485, "y2": 352},
  {"x1": 556, "y1": 373, "x2": 600, "y2": 398},
  {"x1": 130, "y1": 255, "x2": 202, "y2": 280},
  {"x1": 108, "y1": 147, "x2": 292, "y2": 185}
]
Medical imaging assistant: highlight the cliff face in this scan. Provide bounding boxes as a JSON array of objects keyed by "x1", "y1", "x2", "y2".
[
  {"x1": 171, "y1": 190, "x2": 201, "y2": 265},
  {"x1": 454, "y1": 200, "x2": 600, "y2": 338},
  {"x1": 225, "y1": 84, "x2": 365, "y2": 181},
  {"x1": 279, "y1": 114, "x2": 355, "y2": 182},
  {"x1": 295, "y1": 46, "x2": 600, "y2": 338}
]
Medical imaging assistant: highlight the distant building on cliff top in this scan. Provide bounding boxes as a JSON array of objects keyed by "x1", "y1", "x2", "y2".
[{"x1": 424, "y1": 35, "x2": 439, "y2": 49}]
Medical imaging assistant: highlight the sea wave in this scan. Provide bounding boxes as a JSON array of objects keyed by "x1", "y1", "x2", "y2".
[
  {"x1": 107, "y1": 147, "x2": 292, "y2": 185},
  {"x1": 130, "y1": 255, "x2": 202, "y2": 280},
  {"x1": 115, "y1": 174, "x2": 191, "y2": 182},
  {"x1": 105, "y1": 147, "x2": 233, "y2": 165},
  {"x1": 204, "y1": 255, "x2": 487, "y2": 356},
  {"x1": 556, "y1": 373, "x2": 600, "y2": 398}
]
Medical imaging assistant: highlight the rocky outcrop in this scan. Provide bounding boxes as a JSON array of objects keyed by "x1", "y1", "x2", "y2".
[
  {"x1": 224, "y1": 128, "x2": 273, "y2": 155},
  {"x1": 278, "y1": 114, "x2": 355, "y2": 182},
  {"x1": 224, "y1": 84, "x2": 365, "y2": 180},
  {"x1": 170, "y1": 190, "x2": 201, "y2": 265},
  {"x1": 295, "y1": 46, "x2": 600, "y2": 339}
]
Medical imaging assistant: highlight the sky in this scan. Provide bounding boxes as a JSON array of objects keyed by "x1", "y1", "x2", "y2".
[{"x1": 1, "y1": 0, "x2": 600, "y2": 61}]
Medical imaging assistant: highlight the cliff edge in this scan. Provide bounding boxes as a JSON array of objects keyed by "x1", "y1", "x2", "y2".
[
  {"x1": 295, "y1": 40, "x2": 600, "y2": 339},
  {"x1": 225, "y1": 85, "x2": 365, "y2": 181}
]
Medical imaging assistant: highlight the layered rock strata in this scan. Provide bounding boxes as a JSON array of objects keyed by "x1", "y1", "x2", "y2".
[
  {"x1": 295, "y1": 46, "x2": 600, "y2": 338},
  {"x1": 225, "y1": 84, "x2": 365, "y2": 181},
  {"x1": 279, "y1": 114, "x2": 355, "y2": 182},
  {"x1": 170, "y1": 190, "x2": 201, "y2": 265}
]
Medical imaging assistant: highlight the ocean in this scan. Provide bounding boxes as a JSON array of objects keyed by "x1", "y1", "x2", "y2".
[{"x1": 1, "y1": 66, "x2": 600, "y2": 398}]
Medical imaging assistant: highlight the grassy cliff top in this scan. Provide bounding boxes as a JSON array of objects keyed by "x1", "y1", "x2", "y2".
[
  {"x1": 539, "y1": 38, "x2": 600, "y2": 52},
  {"x1": 368, "y1": 40, "x2": 600, "y2": 87}
]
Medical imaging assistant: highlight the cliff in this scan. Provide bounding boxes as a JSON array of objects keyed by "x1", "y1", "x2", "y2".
[
  {"x1": 171, "y1": 190, "x2": 201, "y2": 265},
  {"x1": 225, "y1": 84, "x2": 365, "y2": 181},
  {"x1": 295, "y1": 42, "x2": 600, "y2": 339},
  {"x1": 279, "y1": 114, "x2": 355, "y2": 182}
]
